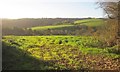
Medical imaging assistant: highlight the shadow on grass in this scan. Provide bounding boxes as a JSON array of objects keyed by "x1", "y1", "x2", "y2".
[
  {"x1": 2, "y1": 41, "x2": 90, "y2": 71},
  {"x1": 2, "y1": 42, "x2": 57, "y2": 70}
]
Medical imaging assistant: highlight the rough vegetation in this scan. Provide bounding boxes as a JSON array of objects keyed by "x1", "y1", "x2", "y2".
[{"x1": 2, "y1": 36, "x2": 120, "y2": 70}]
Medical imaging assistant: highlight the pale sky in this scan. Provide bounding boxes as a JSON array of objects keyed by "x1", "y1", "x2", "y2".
[{"x1": 0, "y1": 0, "x2": 104, "y2": 19}]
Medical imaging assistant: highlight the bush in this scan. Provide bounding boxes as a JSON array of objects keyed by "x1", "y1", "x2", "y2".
[{"x1": 108, "y1": 45, "x2": 120, "y2": 54}]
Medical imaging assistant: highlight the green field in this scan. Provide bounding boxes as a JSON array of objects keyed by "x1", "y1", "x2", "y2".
[
  {"x1": 31, "y1": 25, "x2": 74, "y2": 31},
  {"x1": 2, "y1": 36, "x2": 120, "y2": 70},
  {"x1": 30, "y1": 19, "x2": 104, "y2": 31},
  {"x1": 74, "y1": 19, "x2": 104, "y2": 27}
]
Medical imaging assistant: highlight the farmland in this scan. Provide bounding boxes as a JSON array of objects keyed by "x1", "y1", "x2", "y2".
[
  {"x1": 2, "y1": 18, "x2": 105, "y2": 36},
  {"x1": 2, "y1": 36, "x2": 120, "y2": 70},
  {"x1": 31, "y1": 25, "x2": 74, "y2": 31},
  {"x1": 31, "y1": 18, "x2": 104, "y2": 31},
  {"x1": 74, "y1": 18, "x2": 105, "y2": 27},
  {"x1": 2, "y1": 18, "x2": 120, "y2": 70}
]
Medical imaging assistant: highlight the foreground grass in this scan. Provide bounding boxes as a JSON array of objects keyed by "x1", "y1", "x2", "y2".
[{"x1": 2, "y1": 36, "x2": 120, "y2": 70}]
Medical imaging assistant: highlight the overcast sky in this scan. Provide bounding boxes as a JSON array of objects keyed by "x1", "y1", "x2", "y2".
[{"x1": 0, "y1": 0, "x2": 105, "y2": 19}]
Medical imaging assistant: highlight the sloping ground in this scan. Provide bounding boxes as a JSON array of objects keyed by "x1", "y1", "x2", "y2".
[
  {"x1": 31, "y1": 19, "x2": 104, "y2": 31},
  {"x1": 31, "y1": 25, "x2": 74, "y2": 31},
  {"x1": 2, "y1": 36, "x2": 120, "y2": 70},
  {"x1": 74, "y1": 19, "x2": 105, "y2": 27}
]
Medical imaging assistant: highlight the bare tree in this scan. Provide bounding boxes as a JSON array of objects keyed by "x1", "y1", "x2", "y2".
[
  {"x1": 96, "y1": 2, "x2": 118, "y2": 19},
  {"x1": 96, "y1": 1, "x2": 120, "y2": 47}
]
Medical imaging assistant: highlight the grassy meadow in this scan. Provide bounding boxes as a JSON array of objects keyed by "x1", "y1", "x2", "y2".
[
  {"x1": 31, "y1": 18, "x2": 104, "y2": 31},
  {"x1": 31, "y1": 25, "x2": 74, "y2": 30},
  {"x1": 74, "y1": 19, "x2": 104, "y2": 27}
]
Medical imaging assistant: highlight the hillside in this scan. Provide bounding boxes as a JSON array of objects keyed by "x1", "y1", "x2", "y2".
[
  {"x1": 31, "y1": 25, "x2": 74, "y2": 31},
  {"x1": 74, "y1": 18, "x2": 105, "y2": 27},
  {"x1": 2, "y1": 18, "x2": 105, "y2": 36},
  {"x1": 2, "y1": 18, "x2": 81, "y2": 28}
]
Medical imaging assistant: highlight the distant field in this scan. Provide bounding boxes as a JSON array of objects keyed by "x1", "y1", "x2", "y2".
[
  {"x1": 2, "y1": 36, "x2": 119, "y2": 70},
  {"x1": 31, "y1": 25, "x2": 74, "y2": 31},
  {"x1": 31, "y1": 19, "x2": 104, "y2": 31},
  {"x1": 74, "y1": 19, "x2": 104, "y2": 27}
]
